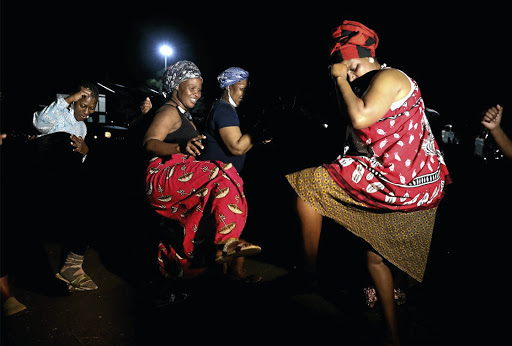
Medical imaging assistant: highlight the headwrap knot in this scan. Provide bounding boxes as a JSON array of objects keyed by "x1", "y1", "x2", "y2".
[
  {"x1": 330, "y1": 20, "x2": 379, "y2": 63},
  {"x1": 162, "y1": 60, "x2": 202, "y2": 95},
  {"x1": 217, "y1": 67, "x2": 249, "y2": 89}
]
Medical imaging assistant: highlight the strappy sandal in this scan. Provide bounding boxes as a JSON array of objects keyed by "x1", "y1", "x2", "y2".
[
  {"x1": 363, "y1": 286, "x2": 378, "y2": 308},
  {"x1": 215, "y1": 239, "x2": 261, "y2": 264},
  {"x1": 56, "y1": 272, "x2": 98, "y2": 291},
  {"x1": 394, "y1": 288, "x2": 406, "y2": 305},
  {"x1": 363, "y1": 286, "x2": 407, "y2": 308}
]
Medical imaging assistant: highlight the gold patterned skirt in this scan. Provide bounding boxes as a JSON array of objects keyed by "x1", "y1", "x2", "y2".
[{"x1": 285, "y1": 166, "x2": 437, "y2": 282}]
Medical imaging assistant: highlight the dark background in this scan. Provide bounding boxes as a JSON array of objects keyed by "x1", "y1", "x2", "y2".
[{"x1": 1, "y1": 3, "x2": 508, "y2": 131}]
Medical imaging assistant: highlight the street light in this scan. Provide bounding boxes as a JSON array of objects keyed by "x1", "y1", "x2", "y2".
[{"x1": 159, "y1": 45, "x2": 173, "y2": 70}]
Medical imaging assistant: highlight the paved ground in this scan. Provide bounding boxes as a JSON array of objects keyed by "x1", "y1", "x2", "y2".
[{"x1": 2, "y1": 239, "x2": 459, "y2": 346}]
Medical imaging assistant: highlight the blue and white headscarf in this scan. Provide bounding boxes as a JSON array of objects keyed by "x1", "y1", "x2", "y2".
[
  {"x1": 162, "y1": 60, "x2": 202, "y2": 96},
  {"x1": 217, "y1": 67, "x2": 249, "y2": 89}
]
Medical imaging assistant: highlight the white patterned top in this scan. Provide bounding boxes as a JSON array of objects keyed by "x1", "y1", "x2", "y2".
[{"x1": 33, "y1": 97, "x2": 87, "y2": 138}]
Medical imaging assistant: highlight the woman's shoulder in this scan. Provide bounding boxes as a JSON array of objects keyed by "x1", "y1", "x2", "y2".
[
  {"x1": 371, "y1": 67, "x2": 412, "y2": 92},
  {"x1": 375, "y1": 66, "x2": 409, "y2": 79},
  {"x1": 151, "y1": 103, "x2": 182, "y2": 128},
  {"x1": 213, "y1": 100, "x2": 237, "y2": 117},
  {"x1": 155, "y1": 103, "x2": 180, "y2": 117},
  {"x1": 214, "y1": 99, "x2": 234, "y2": 111}
]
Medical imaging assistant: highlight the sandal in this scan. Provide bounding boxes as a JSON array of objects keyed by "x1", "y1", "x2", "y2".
[
  {"x1": 363, "y1": 286, "x2": 378, "y2": 308},
  {"x1": 215, "y1": 239, "x2": 261, "y2": 264},
  {"x1": 394, "y1": 288, "x2": 406, "y2": 305},
  {"x1": 2, "y1": 297, "x2": 27, "y2": 316},
  {"x1": 56, "y1": 272, "x2": 98, "y2": 291},
  {"x1": 363, "y1": 286, "x2": 407, "y2": 308}
]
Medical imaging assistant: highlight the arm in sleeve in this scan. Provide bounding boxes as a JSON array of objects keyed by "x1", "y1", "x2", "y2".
[
  {"x1": 214, "y1": 104, "x2": 253, "y2": 155},
  {"x1": 32, "y1": 97, "x2": 70, "y2": 134}
]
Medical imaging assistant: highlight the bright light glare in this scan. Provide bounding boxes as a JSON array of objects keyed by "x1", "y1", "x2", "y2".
[{"x1": 159, "y1": 45, "x2": 173, "y2": 57}]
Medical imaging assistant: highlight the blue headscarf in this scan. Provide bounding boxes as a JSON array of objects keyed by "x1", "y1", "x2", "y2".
[{"x1": 217, "y1": 67, "x2": 249, "y2": 89}]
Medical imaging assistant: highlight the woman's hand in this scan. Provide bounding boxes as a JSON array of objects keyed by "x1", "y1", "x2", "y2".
[
  {"x1": 67, "y1": 87, "x2": 92, "y2": 103},
  {"x1": 331, "y1": 63, "x2": 348, "y2": 80},
  {"x1": 481, "y1": 104, "x2": 503, "y2": 131},
  {"x1": 140, "y1": 97, "x2": 152, "y2": 115},
  {"x1": 179, "y1": 135, "x2": 206, "y2": 157},
  {"x1": 70, "y1": 134, "x2": 89, "y2": 156}
]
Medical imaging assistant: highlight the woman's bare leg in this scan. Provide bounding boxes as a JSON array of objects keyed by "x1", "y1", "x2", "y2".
[
  {"x1": 367, "y1": 250, "x2": 400, "y2": 346},
  {"x1": 0, "y1": 275, "x2": 12, "y2": 301},
  {"x1": 295, "y1": 196, "x2": 323, "y2": 273}
]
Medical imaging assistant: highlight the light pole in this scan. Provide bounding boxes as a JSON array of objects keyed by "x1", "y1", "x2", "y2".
[{"x1": 159, "y1": 45, "x2": 173, "y2": 70}]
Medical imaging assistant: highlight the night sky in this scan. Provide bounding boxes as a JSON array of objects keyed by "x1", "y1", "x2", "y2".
[{"x1": 1, "y1": 2, "x2": 507, "y2": 136}]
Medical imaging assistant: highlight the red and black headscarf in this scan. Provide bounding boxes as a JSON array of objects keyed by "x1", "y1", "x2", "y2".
[{"x1": 330, "y1": 20, "x2": 379, "y2": 63}]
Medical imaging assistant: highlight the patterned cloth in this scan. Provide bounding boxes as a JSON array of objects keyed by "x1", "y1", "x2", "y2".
[
  {"x1": 145, "y1": 154, "x2": 247, "y2": 278},
  {"x1": 286, "y1": 166, "x2": 436, "y2": 282},
  {"x1": 162, "y1": 60, "x2": 202, "y2": 95},
  {"x1": 330, "y1": 20, "x2": 379, "y2": 63},
  {"x1": 217, "y1": 67, "x2": 249, "y2": 89},
  {"x1": 325, "y1": 70, "x2": 450, "y2": 211}
]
